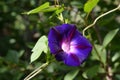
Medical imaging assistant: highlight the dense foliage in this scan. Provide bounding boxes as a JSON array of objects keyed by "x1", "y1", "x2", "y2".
[{"x1": 0, "y1": 0, "x2": 120, "y2": 80}]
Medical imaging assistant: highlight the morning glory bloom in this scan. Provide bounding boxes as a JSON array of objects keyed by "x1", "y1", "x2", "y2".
[{"x1": 48, "y1": 24, "x2": 92, "y2": 66}]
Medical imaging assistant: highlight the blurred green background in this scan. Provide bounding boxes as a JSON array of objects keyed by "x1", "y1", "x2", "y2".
[{"x1": 0, "y1": 0, "x2": 120, "y2": 80}]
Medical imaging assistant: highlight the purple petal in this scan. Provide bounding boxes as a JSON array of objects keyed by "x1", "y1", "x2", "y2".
[
  {"x1": 48, "y1": 24, "x2": 92, "y2": 66},
  {"x1": 61, "y1": 25, "x2": 76, "y2": 43},
  {"x1": 71, "y1": 30, "x2": 92, "y2": 50},
  {"x1": 55, "y1": 51, "x2": 67, "y2": 61},
  {"x1": 55, "y1": 24, "x2": 76, "y2": 36},
  {"x1": 69, "y1": 47, "x2": 91, "y2": 63},
  {"x1": 70, "y1": 31, "x2": 92, "y2": 61},
  {"x1": 48, "y1": 24, "x2": 77, "y2": 54},
  {"x1": 64, "y1": 53, "x2": 80, "y2": 66},
  {"x1": 48, "y1": 28, "x2": 62, "y2": 54}
]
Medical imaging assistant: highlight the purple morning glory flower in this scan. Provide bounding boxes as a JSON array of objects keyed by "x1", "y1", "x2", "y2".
[{"x1": 48, "y1": 24, "x2": 92, "y2": 66}]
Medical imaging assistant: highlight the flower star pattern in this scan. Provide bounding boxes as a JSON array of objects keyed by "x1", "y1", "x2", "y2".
[{"x1": 48, "y1": 24, "x2": 92, "y2": 66}]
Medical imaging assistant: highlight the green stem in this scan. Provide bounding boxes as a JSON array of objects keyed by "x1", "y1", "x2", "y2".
[
  {"x1": 83, "y1": 4, "x2": 120, "y2": 36},
  {"x1": 105, "y1": 49, "x2": 113, "y2": 80},
  {"x1": 92, "y1": 43, "x2": 106, "y2": 69},
  {"x1": 88, "y1": 33, "x2": 106, "y2": 70},
  {"x1": 24, "y1": 62, "x2": 49, "y2": 80},
  {"x1": 54, "y1": 0, "x2": 59, "y2": 6},
  {"x1": 84, "y1": 13, "x2": 90, "y2": 26}
]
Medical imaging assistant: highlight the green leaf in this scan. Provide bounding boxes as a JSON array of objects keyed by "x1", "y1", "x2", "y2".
[
  {"x1": 91, "y1": 44, "x2": 106, "y2": 64},
  {"x1": 40, "y1": 6, "x2": 59, "y2": 12},
  {"x1": 116, "y1": 74, "x2": 120, "y2": 80},
  {"x1": 49, "y1": 7, "x2": 64, "y2": 19},
  {"x1": 23, "y1": 2, "x2": 62, "y2": 15},
  {"x1": 83, "y1": 65, "x2": 99, "y2": 79},
  {"x1": 103, "y1": 28, "x2": 119, "y2": 48},
  {"x1": 64, "y1": 69, "x2": 79, "y2": 80},
  {"x1": 112, "y1": 52, "x2": 120, "y2": 62},
  {"x1": 30, "y1": 35, "x2": 48, "y2": 63},
  {"x1": 24, "y1": 2, "x2": 50, "y2": 15},
  {"x1": 55, "y1": 7, "x2": 64, "y2": 15},
  {"x1": 84, "y1": 0, "x2": 99, "y2": 13},
  {"x1": 5, "y1": 50, "x2": 19, "y2": 63},
  {"x1": 18, "y1": 50, "x2": 25, "y2": 58},
  {"x1": 70, "y1": 1, "x2": 83, "y2": 9}
]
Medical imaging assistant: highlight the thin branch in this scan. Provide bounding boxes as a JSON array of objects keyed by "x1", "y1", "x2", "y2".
[
  {"x1": 24, "y1": 62, "x2": 49, "y2": 80},
  {"x1": 54, "y1": 0, "x2": 59, "y2": 6},
  {"x1": 92, "y1": 43, "x2": 106, "y2": 69},
  {"x1": 105, "y1": 49, "x2": 113, "y2": 80},
  {"x1": 83, "y1": 4, "x2": 120, "y2": 36}
]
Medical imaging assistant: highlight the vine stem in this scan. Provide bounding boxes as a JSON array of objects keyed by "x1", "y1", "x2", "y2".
[
  {"x1": 83, "y1": 4, "x2": 120, "y2": 36},
  {"x1": 24, "y1": 62, "x2": 49, "y2": 80},
  {"x1": 54, "y1": 0, "x2": 59, "y2": 6},
  {"x1": 92, "y1": 43, "x2": 106, "y2": 69}
]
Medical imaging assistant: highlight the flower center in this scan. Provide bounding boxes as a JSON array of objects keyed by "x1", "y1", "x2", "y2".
[{"x1": 61, "y1": 42, "x2": 70, "y2": 53}]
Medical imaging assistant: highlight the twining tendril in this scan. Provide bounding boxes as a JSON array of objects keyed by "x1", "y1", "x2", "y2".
[{"x1": 83, "y1": 4, "x2": 120, "y2": 36}]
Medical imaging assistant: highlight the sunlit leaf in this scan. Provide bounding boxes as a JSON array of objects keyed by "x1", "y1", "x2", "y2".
[
  {"x1": 64, "y1": 69, "x2": 79, "y2": 80},
  {"x1": 23, "y1": 2, "x2": 63, "y2": 15},
  {"x1": 84, "y1": 0, "x2": 99, "y2": 13},
  {"x1": 30, "y1": 35, "x2": 48, "y2": 63},
  {"x1": 103, "y1": 28, "x2": 119, "y2": 48},
  {"x1": 23, "y1": 2, "x2": 50, "y2": 15},
  {"x1": 40, "y1": 6, "x2": 59, "y2": 12},
  {"x1": 55, "y1": 7, "x2": 64, "y2": 15},
  {"x1": 50, "y1": 7, "x2": 64, "y2": 19}
]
